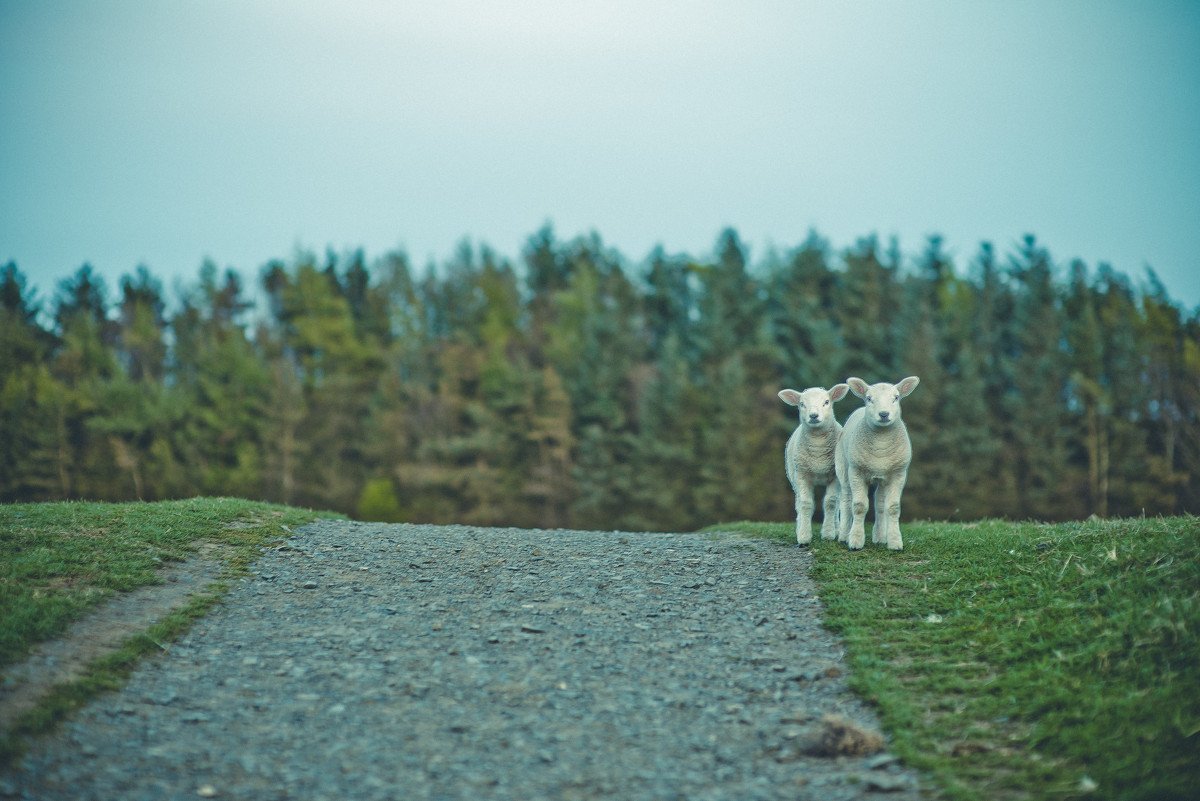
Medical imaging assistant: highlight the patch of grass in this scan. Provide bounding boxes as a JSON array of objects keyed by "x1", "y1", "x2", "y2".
[
  {"x1": 0, "y1": 497, "x2": 341, "y2": 764},
  {"x1": 710, "y1": 518, "x2": 1200, "y2": 800},
  {"x1": 0, "y1": 497, "x2": 338, "y2": 668}
]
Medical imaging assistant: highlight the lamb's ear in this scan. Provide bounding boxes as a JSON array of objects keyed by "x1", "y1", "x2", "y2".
[
  {"x1": 897, "y1": 376, "x2": 920, "y2": 397},
  {"x1": 847, "y1": 377, "x2": 870, "y2": 399},
  {"x1": 829, "y1": 383, "x2": 850, "y2": 403},
  {"x1": 778, "y1": 389, "x2": 803, "y2": 407}
]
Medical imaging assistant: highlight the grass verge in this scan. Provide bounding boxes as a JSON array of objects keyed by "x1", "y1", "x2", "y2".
[
  {"x1": 0, "y1": 497, "x2": 341, "y2": 765},
  {"x1": 714, "y1": 518, "x2": 1200, "y2": 801}
]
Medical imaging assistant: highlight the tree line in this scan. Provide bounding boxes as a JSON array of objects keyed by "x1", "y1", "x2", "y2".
[{"x1": 2, "y1": 227, "x2": 1197, "y2": 529}]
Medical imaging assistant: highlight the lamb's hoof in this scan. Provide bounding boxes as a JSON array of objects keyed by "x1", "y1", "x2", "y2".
[
  {"x1": 888, "y1": 543, "x2": 904, "y2": 552},
  {"x1": 796, "y1": 542, "x2": 808, "y2": 549}
]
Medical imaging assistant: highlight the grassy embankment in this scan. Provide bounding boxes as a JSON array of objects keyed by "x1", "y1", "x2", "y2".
[
  {"x1": 713, "y1": 518, "x2": 1199, "y2": 801},
  {"x1": 0, "y1": 498, "x2": 340, "y2": 764}
]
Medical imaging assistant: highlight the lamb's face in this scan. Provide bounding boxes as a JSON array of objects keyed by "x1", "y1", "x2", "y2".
[
  {"x1": 861, "y1": 382, "x2": 905, "y2": 428},
  {"x1": 798, "y1": 387, "x2": 838, "y2": 429},
  {"x1": 848, "y1": 376, "x2": 920, "y2": 428},
  {"x1": 779, "y1": 383, "x2": 849, "y2": 429},
  {"x1": 778, "y1": 387, "x2": 837, "y2": 429}
]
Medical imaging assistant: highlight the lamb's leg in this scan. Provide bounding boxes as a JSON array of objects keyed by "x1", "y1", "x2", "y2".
[
  {"x1": 838, "y1": 474, "x2": 853, "y2": 543},
  {"x1": 820, "y1": 479, "x2": 839, "y2": 540},
  {"x1": 879, "y1": 472, "x2": 907, "y2": 551},
  {"x1": 846, "y1": 470, "x2": 869, "y2": 550},
  {"x1": 834, "y1": 450, "x2": 850, "y2": 543},
  {"x1": 795, "y1": 480, "x2": 815, "y2": 546},
  {"x1": 872, "y1": 483, "x2": 887, "y2": 544}
]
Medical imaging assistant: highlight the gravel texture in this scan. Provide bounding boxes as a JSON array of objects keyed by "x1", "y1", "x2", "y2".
[{"x1": 2, "y1": 521, "x2": 923, "y2": 800}]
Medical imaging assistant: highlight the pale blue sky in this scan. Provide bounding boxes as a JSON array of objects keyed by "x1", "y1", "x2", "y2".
[{"x1": 2, "y1": 0, "x2": 1198, "y2": 309}]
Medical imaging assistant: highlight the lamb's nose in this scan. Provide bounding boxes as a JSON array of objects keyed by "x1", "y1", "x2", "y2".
[
  {"x1": 878, "y1": 411, "x2": 890, "y2": 421},
  {"x1": 809, "y1": 413, "x2": 819, "y2": 422}
]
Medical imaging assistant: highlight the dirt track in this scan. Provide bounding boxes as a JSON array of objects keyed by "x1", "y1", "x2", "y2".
[{"x1": 2, "y1": 521, "x2": 922, "y2": 800}]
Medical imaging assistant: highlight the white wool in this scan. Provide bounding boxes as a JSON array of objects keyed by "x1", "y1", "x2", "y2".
[
  {"x1": 834, "y1": 376, "x2": 920, "y2": 551},
  {"x1": 778, "y1": 384, "x2": 850, "y2": 545}
]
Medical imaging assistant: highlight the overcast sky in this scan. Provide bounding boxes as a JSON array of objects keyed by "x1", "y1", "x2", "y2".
[{"x1": 2, "y1": 0, "x2": 1198, "y2": 311}]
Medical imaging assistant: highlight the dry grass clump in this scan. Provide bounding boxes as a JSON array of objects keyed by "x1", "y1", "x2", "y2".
[{"x1": 805, "y1": 714, "x2": 885, "y2": 757}]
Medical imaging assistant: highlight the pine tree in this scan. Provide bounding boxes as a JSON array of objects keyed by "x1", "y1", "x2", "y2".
[
  {"x1": 0, "y1": 263, "x2": 60, "y2": 500},
  {"x1": 1003, "y1": 236, "x2": 1077, "y2": 518},
  {"x1": 86, "y1": 266, "x2": 177, "y2": 499},
  {"x1": 835, "y1": 236, "x2": 899, "y2": 379},
  {"x1": 171, "y1": 263, "x2": 269, "y2": 499},
  {"x1": 766, "y1": 231, "x2": 840, "y2": 386}
]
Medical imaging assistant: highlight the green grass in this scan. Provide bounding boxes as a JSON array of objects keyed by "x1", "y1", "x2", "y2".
[
  {"x1": 713, "y1": 518, "x2": 1200, "y2": 800},
  {"x1": 0, "y1": 497, "x2": 341, "y2": 764}
]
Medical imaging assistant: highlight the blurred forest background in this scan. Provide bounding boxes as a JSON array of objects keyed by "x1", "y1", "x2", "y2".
[{"x1": 2, "y1": 227, "x2": 1198, "y2": 530}]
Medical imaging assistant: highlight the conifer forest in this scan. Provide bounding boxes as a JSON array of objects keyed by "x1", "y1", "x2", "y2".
[{"x1": 2, "y1": 227, "x2": 1198, "y2": 530}]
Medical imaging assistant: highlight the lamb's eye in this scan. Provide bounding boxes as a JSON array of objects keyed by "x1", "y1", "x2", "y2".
[
  {"x1": 894, "y1": 394, "x2": 899, "y2": 401},
  {"x1": 823, "y1": 400, "x2": 829, "y2": 406}
]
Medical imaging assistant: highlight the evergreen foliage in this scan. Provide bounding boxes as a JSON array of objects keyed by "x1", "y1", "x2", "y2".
[{"x1": 2, "y1": 229, "x2": 1197, "y2": 528}]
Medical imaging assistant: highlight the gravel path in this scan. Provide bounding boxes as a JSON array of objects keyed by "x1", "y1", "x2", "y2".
[{"x1": 2, "y1": 521, "x2": 923, "y2": 800}]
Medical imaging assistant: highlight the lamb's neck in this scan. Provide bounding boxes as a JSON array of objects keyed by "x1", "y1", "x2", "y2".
[
  {"x1": 803, "y1": 425, "x2": 838, "y2": 444},
  {"x1": 864, "y1": 421, "x2": 908, "y2": 452}
]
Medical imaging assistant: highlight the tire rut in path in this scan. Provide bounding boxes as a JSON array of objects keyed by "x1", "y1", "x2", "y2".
[{"x1": 2, "y1": 521, "x2": 923, "y2": 800}]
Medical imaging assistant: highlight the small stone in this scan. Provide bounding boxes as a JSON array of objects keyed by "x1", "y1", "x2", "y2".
[
  {"x1": 150, "y1": 690, "x2": 178, "y2": 705},
  {"x1": 521, "y1": 624, "x2": 545, "y2": 634},
  {"x1": 864, "y1": 773, "x2": 911, "y2": 792},
  {"x1": 300, "y1": 582, "x2": 319, "y2": 590},
  {"x1": 773, "y1": 746, "x2": 800, "y2": 763},
  {"x1": 196, "y1": 785, "x2": 218, "y2": 798}
]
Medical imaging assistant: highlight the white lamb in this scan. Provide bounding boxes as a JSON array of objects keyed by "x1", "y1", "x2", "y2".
[
  {"x1": 835, "y1": 376, "x2": 920, "y2": 551},
  {"x1": 778, "y1": 384, "x2": 850, "y2": 546}
]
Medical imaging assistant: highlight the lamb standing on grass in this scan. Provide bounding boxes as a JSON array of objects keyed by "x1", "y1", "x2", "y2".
[
  {"x1": 778, "y1": 384, "x2": 850, "y2": 546},
  {"x1": 835, "y1": 376, "x2": 920, "y2": 551}
]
